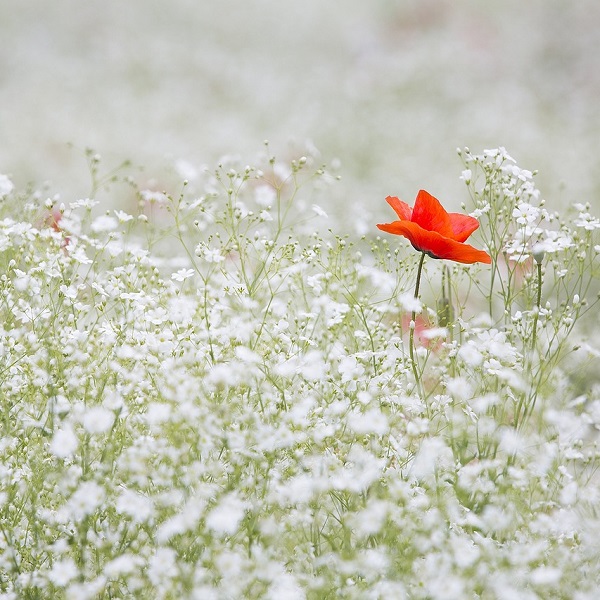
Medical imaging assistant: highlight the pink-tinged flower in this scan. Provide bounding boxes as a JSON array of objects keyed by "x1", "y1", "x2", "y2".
[
  {"x1": 377, "y1": 190, "x2": 491, "y2": 264},
  {"x1": 401, "y1": 313, "x2": 445, "y2": 352},
  {"x1": 43, "y1": 209, "x2": 71, "y2": 247}
]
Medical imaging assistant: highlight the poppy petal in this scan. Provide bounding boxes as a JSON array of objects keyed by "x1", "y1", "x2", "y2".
[
  {"x1": 377, "y1": 220, "x2": 491, "y2": 264},
  {"x1": 421, "y1": 234, "x2": 491, "y2": 264},
  {"x1": 411, "y1": 190, "x2": 454, "y2": 238},
  {"x1": 385, "y1": 196, "x2": 412, "y2": 221},
  {"x1": 447, "y1": 213, "x2": 480, "y2": 242}
]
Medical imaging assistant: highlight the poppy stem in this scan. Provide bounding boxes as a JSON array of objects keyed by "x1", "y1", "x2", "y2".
[{"x1": 409, "y1": 252, "x2": 426, "y2": 395}]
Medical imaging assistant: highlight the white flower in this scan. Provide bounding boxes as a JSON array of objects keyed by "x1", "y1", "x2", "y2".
[
  {"x1": 457, "y1": 341, "x2": 483, "y2": 367},
  {"x1": 411, "y1": 437, "x2": 453, "y2": 480},
  {"x1": 91, "y1": 215, "x2": 118, "y2": 232},
  {"x1": 347, "y1": 408, "x2": 388, "y2": 435},
  {"x1": 66, "y1": 481, "x2": 105, "y2": 520},
  {"x1": 69, "y1": 198, "x2": 99, "y2": 209},
  {"x1": 530, "y1": 566, "x2": 562, "y2": 586},
  {"x1": 312, "y1": 204, "x2": 328, "y2": 218},
  {"x1": 48, "y1": 558, "x2": 78, "y2": 587},
  {"x1": 322, "y1": 299, "x2": 349, "y2": 327},
  {"x1": 116, "y1": 489, "x2": 154, "y2": 522},
  {"x1": 50, "y1": 426, "x2": 79, "y2": 458},
  {"x1": 171, "y1": 268, "x2": 195, "y2": 281},
  {"x1": 574, "y1": 211, "x2": 600, "y2": 230},
  {"x1": 206, "y1": 493, "x2": 247, "y2": 535},
  {"x1": 195, "y1": 243, "x2": 224, "y2": 263},
  {"x1": 148, "y1": 548, "x2": 177, "y2": 586},
  {"x1": 140, "y1": 190, "x2": 168, "y2": 203},
  {"x1": 398, "y1": 292, "x2": 422, "y2": 314},
  {"x1": 82, "y1": 406, "x2": 115, "y2": 434},
  {"x1": 234, "y1": 345, "x2": 261, "y2": 364},
  {"x1": 470, "y1": 203, "x2": 490, "y2": 218},
  {"x1": 104, "y1": 554, "x2": 143, "y2": 578},
  {"x1": 298, "y1": 350, "x2": 327, "y2": 381},
  {"x1": 114, "y1": 210, "x2": 134, "y2": 223},
  {"x1": 338, "y1": 354, "x2": 364, "y2": 383},
  {"x1": 144, "y1": 402, "x2": 172, "y2": 426},
  {"x1": 0, "y1": 174, "x2": 14, "y2": 198},
  {"x1": 513, "y1": 202, "x2": 540, "y2": 225}
]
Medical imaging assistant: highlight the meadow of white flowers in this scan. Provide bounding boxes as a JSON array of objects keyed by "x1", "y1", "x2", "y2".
[{"x1": 0, "y1": 145, "x2": 598, "y2": 599}]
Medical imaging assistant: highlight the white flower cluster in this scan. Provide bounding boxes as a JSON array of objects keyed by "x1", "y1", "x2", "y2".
[{"x1": 0, "y1": 150, "x2": 599, "y2": 599}]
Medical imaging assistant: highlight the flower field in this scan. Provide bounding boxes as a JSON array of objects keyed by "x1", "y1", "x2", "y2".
[{"x1": 1, "y1": 145, "x2": 599, "y2": 598}]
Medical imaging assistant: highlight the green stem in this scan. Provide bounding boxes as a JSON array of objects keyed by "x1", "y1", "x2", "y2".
[
  {"x1": 410, "y1": 252, "x2": 426, "y2": 396},
  {"x1": 531, "y1": 260, "x2": 543, "y2": 353},
  {"x1": 517, "y1": 259, "x2": 543, "y2": 429}
]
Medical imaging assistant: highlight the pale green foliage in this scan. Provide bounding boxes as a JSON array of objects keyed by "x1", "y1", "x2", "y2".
[{"x1": 0, "y1": 147, "x2": 599, "y2": 599}]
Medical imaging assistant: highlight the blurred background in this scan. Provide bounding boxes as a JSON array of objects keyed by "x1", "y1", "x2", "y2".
[{"x1": 1, "y1": 0, "x2": 599, "y2": 222}]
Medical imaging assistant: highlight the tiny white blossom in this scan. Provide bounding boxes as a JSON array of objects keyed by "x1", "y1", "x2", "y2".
[
  {"x1": 195, "y1": 243, "x2": 225, "y2": 263},
  {"x1": 171, "y1": 268, "x2": 195, "y2": 281},
  {"x1": 0, "y1": 174, "x2": 14, "y2": 197},
  {"x1": 116, "y1": 489, "x2": 155, "y2": 522},
  {"x1": 470, "y1": 203, "x2": 490, "y2": 218},
  {"x1": 398, "y1": 292, "x2": 422, "y2": 314},
  {"x1": 457, "y1": 341, "x2": 483, "y2": 367},
  {"x1": 347, "y1": 408, "x2": 388, "y2": 435},
  {"x1": 82, "y1": 406, "x2": 115, "y2": 434},
  {"x1": 234, "y1": 345, "x2": 261, "y2": 364},
  {"x1": 69, "y1": 245, "x2": 93, "y2": 264},
  {"x1": 460, "y1": 169, "x2": 472, "y2": 183},
  {"x1": 148, "y1": 548, "x2": 177, "y2": 586},
  {"x1": 312, "y1": 204, "x2": 328, "y2": 218},
  {"x1": 338, "y1": 354, "x2": 365, "y2": 383},
  {"x1": 145, "y1": 402, "x2": 172, "y2": 425},
  {"x1": 104, "y1": 554, "x2": 142, "y2": 578},
  {"x1": 66, "y1": 481, "x2": 105, "y2": 520},
  {"x1": 530, "y1": 566, "x2": 562, "y2": 586},
  {"x1": 91, "y1": 215, "x2": 118, "y2": 233},
  {"x1": 50, "y1": 426, "x2": 79, "y2": 458},
  {"x1": 513, "y1": 202, "x2": 539, "y2": 225},
  {"x1": 140, "y1": 190, "x2": 168, "y2": 203},
  {"x1": 267, "y1": 572, "x2": 304, "y2": 600},
  {"x1": 299, "y1": 350, "x2": 327, "y2": 381},
  {"x1": 206, "y1": 493, "x2": 247, "y2": 535},
  {"x1": 560, "y1": 481, "x2": 578, "y2": 506},
  {"x1": 574, "y1": 212, "x2": 600, "y2": 230},
  {"x1": 69, "y1": 198, "x2": 99, "y2": 209},
  {"x1": 48, "y1": 558, "x2": 78, "y2": 587},
  {"x1": 114, "y1": 210, "x2": 134, "y2": 222}
]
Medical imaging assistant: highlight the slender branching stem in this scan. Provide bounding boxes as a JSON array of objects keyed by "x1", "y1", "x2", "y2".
[
  {"x1": 531, "y1": 260, "x2": 543, "y2": 353},
  {"x1": 410, "y1": 252, "x2": 427, "y2": 396}
]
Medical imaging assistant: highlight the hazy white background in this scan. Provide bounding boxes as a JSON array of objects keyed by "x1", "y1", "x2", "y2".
[{"x1": 1, "y1": 0, "x2": 599, "y2": 219}]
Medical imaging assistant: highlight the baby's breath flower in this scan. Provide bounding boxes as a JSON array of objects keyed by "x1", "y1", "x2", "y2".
[
  {"x1": 171, "y1": 268, "x2": 195, "y2": 281},
  {"x1": 114, "y1": 209, "x2": 135, "y2": 222},
  {"x1": 574, "y1": 211, "x2": 600, "y2": 230},
  {"x1": 312, "y1": 204, "x2": 328, "y2": 218},
  {"x1": 0, "y1": 173, "x2": 14, "y2": 197}
]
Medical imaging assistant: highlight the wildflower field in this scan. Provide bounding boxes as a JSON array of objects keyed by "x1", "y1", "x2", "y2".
[{"x1": 1, "y1": 144, "x2": 599, "y2": 599}]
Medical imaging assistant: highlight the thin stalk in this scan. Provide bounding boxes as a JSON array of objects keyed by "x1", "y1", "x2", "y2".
[
  {"x1": 410, "y1": 252, "x2": 426, "y2": 396},
  {"x1": 516, "y1": 258, "x2": 544, "y2": 429},
  {"x1": 531, "y1": 260, "x2": 543, "y2": 353}
]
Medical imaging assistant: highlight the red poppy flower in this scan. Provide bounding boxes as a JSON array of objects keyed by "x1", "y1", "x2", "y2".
[{"x1": 377, "y1": 190, "x2": 491, "y2": 264}]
